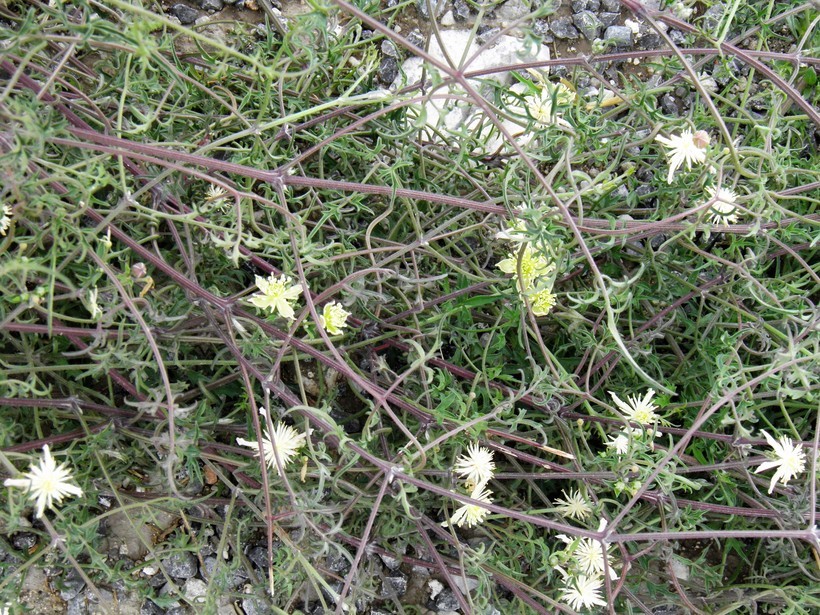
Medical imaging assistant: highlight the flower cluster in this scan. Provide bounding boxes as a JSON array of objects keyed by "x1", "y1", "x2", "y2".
[
  {"x1": 237, "y1": 407, "x2": 307, "y2": 476},
  {"x1": 248, "y1": 273, "x2": 351, "y2": 335},
  {"x1": 554, "y1": 519, "x2": 618, "y2": 610},
  {"x1": 442, "y1": 443, "x2": 496, "y2": 529},
  {"x1": 496, "y1": 237, "x2": 558, "y2": 317},
  {"x1": 4, "y1": 445, "x2": 83, "y2": 518}
]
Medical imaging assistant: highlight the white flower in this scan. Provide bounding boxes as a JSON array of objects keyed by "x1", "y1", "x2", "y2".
[
  {"x1": 0, "y1": 204, "x2": 12, "y2": 236},
  {"x1": 237, "y1": 408, "x2": 307, "y2": 475},
  {"x1": 87, "y1": 287, "x2": 102, "y2": 319},
  {"x1": 609, "y1": 389, "x2": 660, "y2": 426},
  {"x1": 206, "y1": 184, "x2": 227, "y2": 203},
  {"x1": 559, "y1": 574, "x2": 607, "y2": 611},
  {"x1": 523, "y1": 84, "x2": 573, "y2": 128},
  {"x1": 4, "y1": 445, "x2": 83, "y2": 518},
  {"x1": 319, "y1": 301, "x2": 351, "y2": 335},
  {"x1": 527, "y1": 286, "x2": 557, "y2": 316},
  {"x1": 706, "y1": 186, "x2": 740, "y2": 224},
  {"x1": 442, "y1": 483, "x2": 493, "y2": 529},
  {"x1": 606, "y1": 427, "x2": 647, "y2": 457},
  {"x1": 655, "y1": 129, "x2": 709, "y2": 183},
  {"x1": 554, "y1": 489, "x2": 591, "y2": 521},
  {"x1": 453, "y1": 443, "x2": 495, "y2": 489},
  {"x1": 495, "y1": 219, "x2": 528, "y2": 243},
  {"x1": 574, "y1": 536, "x2": 617, "y2": 580},
  {"x1": 497, "y1": 245, "x2": 553, "y2": 291},
  {"x1": 249, "y1": 274, "x2": 303, "y2": 320},
  {"x1": 607, "y1": 432, "x2": 630, "y2": 457},
  {"x1": 754, "y1": 430, "x2": 806, "y2": 493}
]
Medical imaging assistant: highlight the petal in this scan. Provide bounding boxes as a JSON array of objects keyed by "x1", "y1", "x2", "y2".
[
  {"x1": 755, "y1": 459, "x2": 781, "y2": 474},
  {"x1": 276, "y1": 300, "x2": 295, "y2": 320},
  {"x1": 4, "y1": 478, "x2": 32, "y2": 489}
]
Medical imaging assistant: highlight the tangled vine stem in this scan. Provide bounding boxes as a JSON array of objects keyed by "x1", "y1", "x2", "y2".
[{"x1": 1, "y1": 0, "x2": 818, "y2": 612}]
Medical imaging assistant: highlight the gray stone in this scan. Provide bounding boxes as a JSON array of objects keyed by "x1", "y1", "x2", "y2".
[
  {"x1": 417, "y1": 0, "x2": 446, "y2": 20},
  {"x1": 379, "y1": 552, "x2": 401, "y2": 570},
  {"x1": 604, "y1": 25, "x2": 633, "y2": 47},
  {"x1": 638, "y1": 29, "x2": 662, "y2": 49},
  {"x1": 436, "y1": 589, "x2": 461, "y2": 611},
  {"x1": 183, "y1": 578, "x2": 208, "y2": 605},
  {"x1": 381, "y1": 40, "x2": 399, "y2": 57},
  {"x1": 66, "y1": 595, "x2": 87, "y2": 615},
  {"x1": 550, "y1": 16, "x2": 579, "y2": 39},
  {"x1": 242, "y1": 596, "x2": 270, "y2": 615},
  {"x1": 599, "y1": 11, "x2": 620, "y2": 27},
  {"x1": 380, "y1": 573, "x2": 408, "y2": 597},
  {"x1": 406, "y1": 29, "x2": 425, "y2": 49},
  {"x1": 572, "y1": 10, "x2": 602, "y2": 40},
  {"x1": 496, "y1": 0, "x2": 529, "y2": 23},
  {"x1": 326, "y1": 551, "x2": 350, "y2": 573},
  {"x1": 170, "y1": 4, "x2": 200, "y2": 24},
  {"x1": 702, "y1": 4, "x2": 724, "y2": 32},
  {"x1": 247, "y1": 546, "x2": 268, "y2": 569},
  {"x1": 162, "y1": 551, "x2": 198, "y2": 578},
  {"x1": 141, "y1": 600, "x2": 164, "y2": 615},
  {"x1": 199, "y1": 0, "x2": 223, "y2": 10},
  {"x1": 56, "y1": 570, "x2": 86, "y2": 601},
  {"x1": 661, "y1": 94, "x2": 679, "y2": 115},
  {"x1": 476, "y1": 25, "x2": 501, "y2": 44},
  {"x1": 669, "y1": 29, "x2": 687, "y2": 45},
  {"x1": 378, "y1": 56, "x2": 399, "y2": 84},
  {"x1": 453, "y1": 0, "x2": 471, "y2": 21},
  {"x1": 601, "y1": 0, "x2": 620, "y2": 10},
  {"x1": 12, "y1": 532, "x2": 37, "y2": 551},
  {"x1": 202, "y1": 555, "x2": 218, "y2": 580},
  {"x1": 570, "y1": 0, "x2": 587, "y2": 12}
]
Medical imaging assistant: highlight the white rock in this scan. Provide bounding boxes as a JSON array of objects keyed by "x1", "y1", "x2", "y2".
[{"x1": 441, "y1": 10, "x2": 455, "y2": 26}]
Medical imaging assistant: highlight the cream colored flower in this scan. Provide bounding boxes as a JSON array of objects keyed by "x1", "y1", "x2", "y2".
[
  {"x1": 249, "y1": 274, "x2": 303, "y2": 319},
  {"x1": 554, "y1": 489, "x2": 591, "y2": 521},
  {"x1": 453, "y1": 443, "x2": 495, "y2": 489},
  {"x1": 524, "y1": 84, "x2": 573, "y2": 128},
  {"x1": 442, "y1": 483, "x2": 493, "y2": 529},
  {"x1": 206, "y1": 184, "x2": 227, "y2": 203},
  {"x1": 528, "y1": 286, "x2": 557, "y2": 316},
  {"x1": 319, "y1": 301, "x2": 351, "y2": 335},
  {"x1": 606, "y1": 427, "x2": 647, "y2": 457},
  {"x1": 754, "y1": 430, "x2": 806, "y2": 493},
  {"x1": 87, "y1": 287, "x2": 102, "y2": 319},
  {"x1": 609, "y1": 389, "x2": 659, "y2": 426},
  {"x1": 497, "y1": 245, "x2": 553, "y2": 291},
  {"x1": 706, "y1": 186, "x2": 740, "y2": 224},
  {"x1": 655, "y1": 129, "x2": 709, "y2": 183},
  {"x1": 495, "y1": 219, "x2": 528, "y2": 243},
  {"x1": 0, "y1": 204, "x2": 12, "y2": 236},
  {"x1": 607, "y1": 432, "x2": 630, "y2": 457},
  {"x1": 559, "y1": 574, "x2": 607, "y2": 611},
  {"x1": 237, "y1": 408, "x2": 307, "y2": 475},
  {"x1": 4, "y1": 445, "x2": 83, "y2": 518}
]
